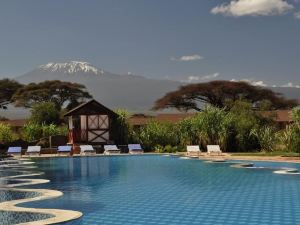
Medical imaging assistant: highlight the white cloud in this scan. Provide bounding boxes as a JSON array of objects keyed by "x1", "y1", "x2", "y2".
[
  {"x1": 281, "y1": 82, "x2": 300, "y2": 88},
  {"x1": 249, "y1": 80, "x2": 268, "y2": 86},
  {"x1": 294, "y1": 11, "x2": 300, "y2": 19},
  {"x1": 231, "y1": 79, "x2": 300, "y2": 88},
  {"x1": 185, "y1": 73, "x2": 220, "y2": 83},
  {"x1": 211, "y1": 0, "x2": 294, "y2": 17},
  {"x1": 241, "y1": 79, "x2": 269, "y2": 87},
  {"x1": 231, "y1": 79, "x2": 268, "y2": 86},
  {"x1": 171, "y1": 54, "x2": 204, "y2": 62}
]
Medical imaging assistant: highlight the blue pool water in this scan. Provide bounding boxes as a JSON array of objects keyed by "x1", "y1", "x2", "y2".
[{"x1": 21, "y1": 156, "x2": 300, "y2": 225}]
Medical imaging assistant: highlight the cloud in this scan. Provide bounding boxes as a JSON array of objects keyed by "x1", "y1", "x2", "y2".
[
  {"x1": 171, "y1": 54, "x2": 204, "y2": 62},
  {"x1": 186, "y1": 73, "x2": 220, "y2": 82},
  {"x1": 294, "y1": 11, "x2": 300, "y2": 19},
  {"x1": 231, "y1": 79, "x2": 268, "y2": 86},
  {"x1": 231, "y1": 79, "x2": 300, "y2": 88},
  {"x1": 211, "y1": 0, "x2": 294, "y2": 17},
  {"x1": 281, "y1": 82, "x2": 300, "y2": 88}
]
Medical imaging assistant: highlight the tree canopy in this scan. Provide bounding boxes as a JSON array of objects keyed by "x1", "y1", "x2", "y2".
[
  {"x1": 0, "y1": 79, "x2": 23, "y2": 109},
  {"x1": 12, "y1": 80, "x2": 92, "y2": 109},
  {"x1": 153, "y1": 80, "x2": 298, "y2": 111}
]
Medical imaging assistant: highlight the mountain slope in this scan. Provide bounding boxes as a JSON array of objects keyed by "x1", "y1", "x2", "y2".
[{"x1": 16, "y1": 61, "x2": 181, "y2": 112}]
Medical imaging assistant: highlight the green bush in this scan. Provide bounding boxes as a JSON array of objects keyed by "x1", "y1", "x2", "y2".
[
  {"x1": 42, "y1": 124, "x2": 68, "y2": 137},
  {"x1": 113, "y1": 109, "x2": 132, "y2": 144},
  {"x1": 0, "y1": 123, "x2": 17, "y2": 144},
  {"x1": 291, "y1": 107, "x2": 300, "y2": 125},
  {"x1": 277, "y1": 109, "x2": 300, "y2": 152},
  {"x1": 133, "y1": 121, "x2": 179, "y2": 150},
  {"x1": 29, "y1": 102, "x2": 61, "y2": 125},
  {"x1": 22, "y1": 122, "x2": 42, "y2": 142},
  {"x1": 154, "y1": 145, "x2": 181, "y2": 153},
  {"x1": 126, "y1": 104, "x2": 300, "y2": 153},
  {"x1": 278, "y1": 125, "x2": 300, "y2": 152},
  {"x1": 229, "y1": 101, "x2": 262, "y2": 152},
  {"x1": 250, "y1": 126, "x2": 278, "y2": 152},
  {"x1": 22, "y1": 122, "x2": 68, "y2": 142},
  {"x1": 178, "y1": 106, "x2": 233, "y2": 151}
]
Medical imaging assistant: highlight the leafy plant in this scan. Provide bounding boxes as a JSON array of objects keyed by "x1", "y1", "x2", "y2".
[
  {"x1": 278, "y1": 124, "x2": 300, "y2": 152},
  {"x1": 250, "y1": 126, "x2": 278, "y2": 152},
  {"x1": 134, "y1": 121, "x2": 179, "y2": 150},
  {"x1": 22, "y1": 122, "x2": 42, "y2": 142},
  {"x1": 22, "y1": 122, "x2": 68, "y2": 142},
  {"x1": 229, "y1": 101, "x2": 262, "y2": 151},
  {"x1": 29, "y1": 102, "x2": 61, "y2": 125},
  {"x1": 113, "y1": 109, "x2": 132, "y2": 144},
  {"x1": 0, "y1": 123, "x2": 17, "y2": 143},
  {"x1": 190, "y1": 106, "x2": 233, "y2": 151}
]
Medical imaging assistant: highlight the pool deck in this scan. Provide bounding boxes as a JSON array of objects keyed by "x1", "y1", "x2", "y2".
[
  {"x1": 193, "y1": 153, "x2": 300, "y2": 164},
  {"x1": 11, "y1": 152, "x2": 300, "y2": 163},
  {"x1": 221, "y1": 155, "x2": 300, "y2": 163}
]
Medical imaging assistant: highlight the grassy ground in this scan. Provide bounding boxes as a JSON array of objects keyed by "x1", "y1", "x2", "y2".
[{"x1": 232, "y1": 151, "x2": 300, "y2": 157}]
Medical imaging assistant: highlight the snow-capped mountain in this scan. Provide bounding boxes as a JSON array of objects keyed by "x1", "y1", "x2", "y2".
[
  {"x1": 15, "y1": 61, "x2": 181, "y2": 112},
  {"x1": 39, "y1": 61, "x2": 104, "y2": 75}
]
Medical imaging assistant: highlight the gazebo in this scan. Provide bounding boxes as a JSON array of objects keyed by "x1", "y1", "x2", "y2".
[{"x1": 64, "y1": 99, "x2": 118, "y2": 145}]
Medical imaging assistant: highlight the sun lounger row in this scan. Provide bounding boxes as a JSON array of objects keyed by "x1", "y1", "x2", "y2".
[
  {"x1": 7, "y1": 146, "x2": 41, "y2": 155},
  {"x1": 6, "y1": 144, "x2": 144, "y2": 156},
  {"x1": 187, "y1": 145, "x2": 223, "y2": 157}
]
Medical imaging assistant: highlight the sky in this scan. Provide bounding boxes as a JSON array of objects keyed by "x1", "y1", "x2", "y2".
[{"x1": 0, "y1": 0, "x2": 299, "y2": 87}]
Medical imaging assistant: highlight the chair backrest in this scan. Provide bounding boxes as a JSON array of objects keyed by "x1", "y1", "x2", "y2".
[
  {"x1": 187, "y1": 145, "x2": 200, "y2": 152},
  {"x1": 58, "y1": 145, "x2": 72, "y2": 152},
  {"x1": 104, "y1": 145, "x2": 119, "y2": 151},
  {"x1": 128, "y1": 144, "x2": 142, "y2": 151},
  {"x1": 207, "y1": 145, "x2": 221, "y2": 153},
  {"x1": 80, "y1": 145, "x2": 94, "y2": 152},
  {"x1": 8, "y1": 147, "x2": 22, "y2": 153},
  {"x1": 27, "y1": 146, "x2": 41, "y2": 153}
]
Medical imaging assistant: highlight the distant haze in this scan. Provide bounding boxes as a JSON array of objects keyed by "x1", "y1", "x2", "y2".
[{"x1": 0, "y1": 61, "x2": 299, "y2": 119}]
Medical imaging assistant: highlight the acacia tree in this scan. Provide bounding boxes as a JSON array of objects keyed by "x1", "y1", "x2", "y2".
[
  {"x1": 153, "y1": 81, "x2": 298, "y2": 111},
  {"x1": 12, "y1": 80, "x2": 92, "y2": 110},
  {"x1": 0, "y1": 79, "x2": 23, "y2": 109}
]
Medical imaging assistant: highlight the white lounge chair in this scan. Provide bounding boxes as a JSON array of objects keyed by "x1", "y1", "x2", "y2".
[
  {"x1": 186, "y1": 145, "x2": 201, "y2": 157},
  {"x1": 207, "y1": 145, "x2": 222, "y2": 155},
  {"x1": 80, "y1": 145, "x2": 96, "y2": 155},
  {"x1": 57, "y1": 145, "x2": 72, "y2": 155},
  {"x1": 7, "y1": 147, "x2": 22, "y2": 156},
  {"x1": 128, "y1": 144, "x2": 144, "y2": 154},
  {"x1": 26, "y1": 146, "x2": 41, "y2": 155},
  {"x1": 104, "y1": 145, "x2": 120, "y2": 155}
]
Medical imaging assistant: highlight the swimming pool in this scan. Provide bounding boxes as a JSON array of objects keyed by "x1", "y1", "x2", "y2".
[{"x1": 20, "y1": 156, "x2": 300, "y2": 224}]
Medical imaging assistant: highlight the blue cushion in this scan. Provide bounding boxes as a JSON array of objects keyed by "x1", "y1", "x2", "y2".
[
  {"x1": 104, "y1": 145, "x2": 119, "y2": 151},
  {"x1": 7, "y1": 147, "x2": 22, "y2": 153},
  {"x1": 58, "y1": 145, "x2": 72, "y2": 152},
  {"x1": 128, "y1": 144, "x2": 143, "y2": 151}
]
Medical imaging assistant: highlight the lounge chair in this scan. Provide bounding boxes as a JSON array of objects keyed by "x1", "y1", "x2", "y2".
[
  {"x1": 80, "y1": 145, "x2": 96, "y2": 155},
  {"x1": 186, "y1": 145, "x2": 201, "y2": 157},
  {"x1": 26, "y1": 146, "x2": 41, "y2": 155},
  {"x1": 128, "y1": 144, "x2": 144, "y2": 154},
  {"x1": 7, "y1": 147, "x2": 22, "y2": 156},
  {"x1": 57, "y1": 145, "x2": 72, "y2": 155},
  {"x1": 207, "y1": 145, "x2": 222, "y2": 155},
  {"x1": 104, "y1": 145, "x2": 120, "y2": 155}
]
